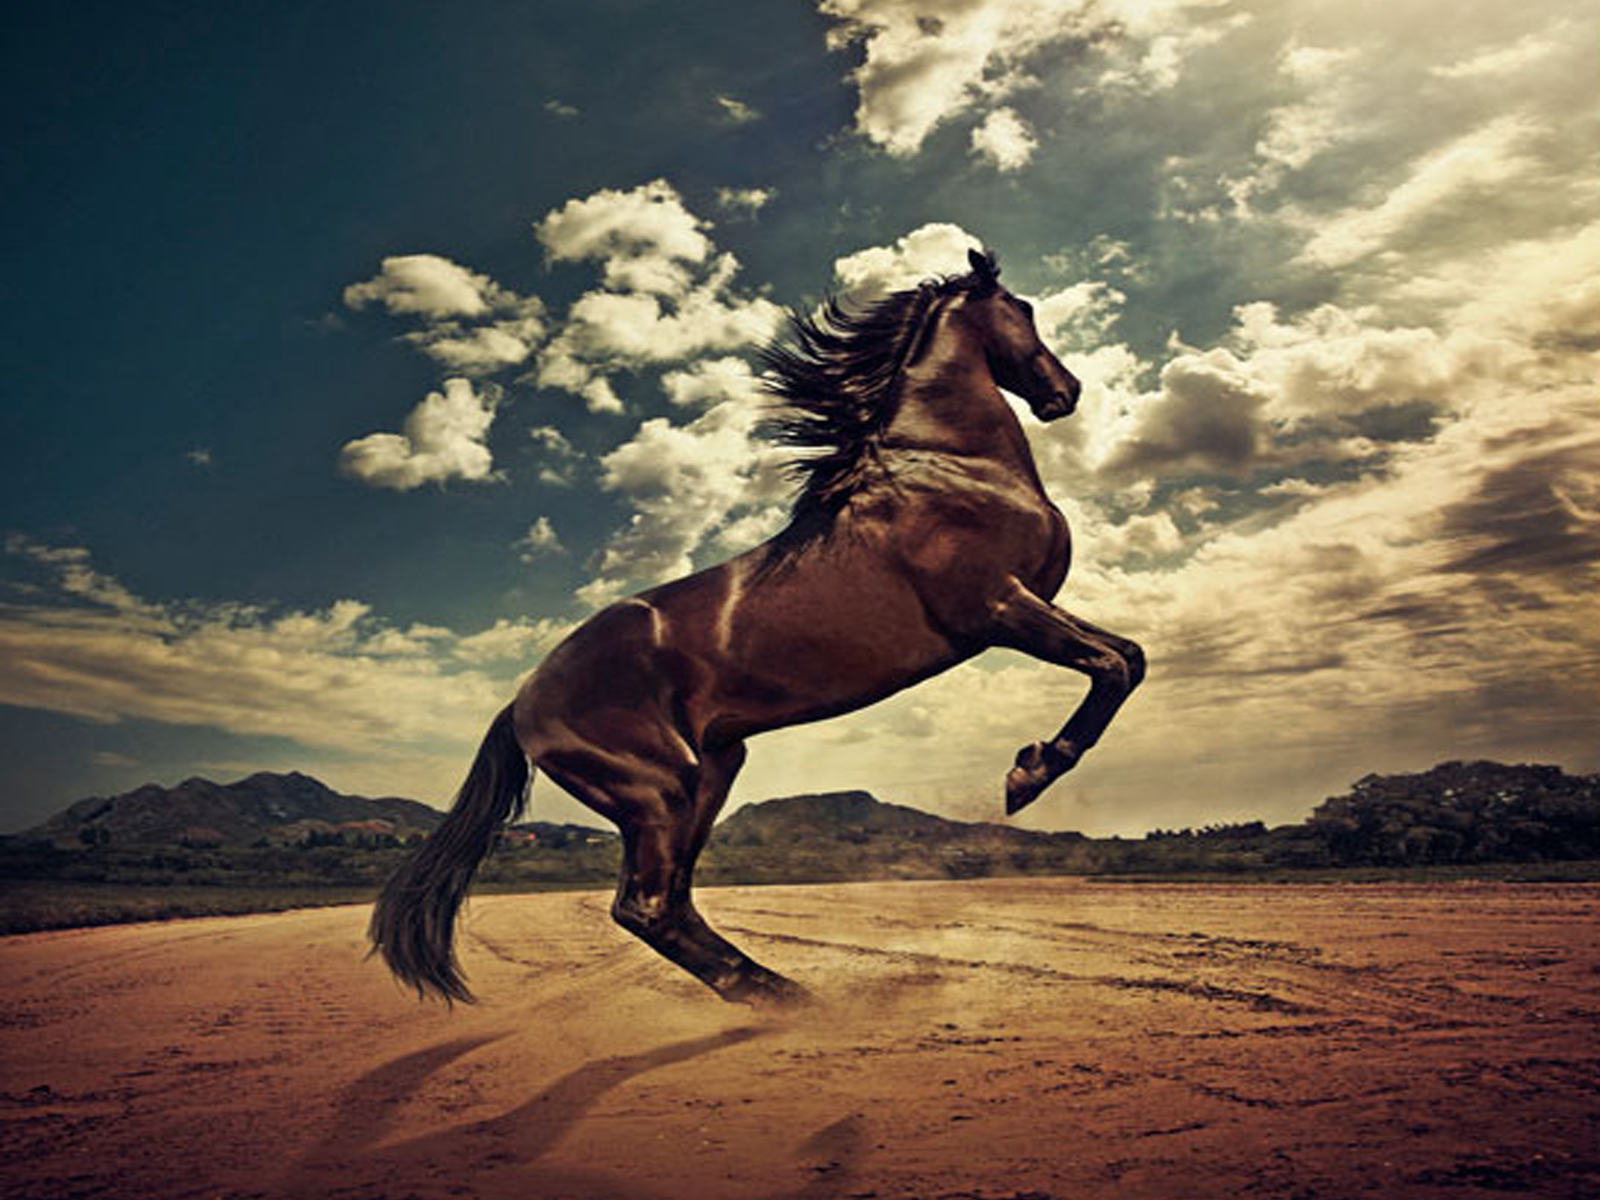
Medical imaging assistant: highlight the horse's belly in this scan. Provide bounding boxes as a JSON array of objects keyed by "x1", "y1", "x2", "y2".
[{"x1": 703, "y1": 574, "x2": 963, "y2": 737}]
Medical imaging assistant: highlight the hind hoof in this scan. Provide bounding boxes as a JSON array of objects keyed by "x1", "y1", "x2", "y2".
[{"x1": 725, "y1": 967, "x2": 813, "y2": 1009}]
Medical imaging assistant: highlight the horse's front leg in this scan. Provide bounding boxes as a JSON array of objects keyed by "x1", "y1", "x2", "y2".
[{"x1": 986, "y1": 577, "x2": 1145, "y2": 814}]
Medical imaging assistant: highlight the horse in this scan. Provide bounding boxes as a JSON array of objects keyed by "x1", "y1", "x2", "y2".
[{"x1": 369, "y1": 248, "x2": 1145, "y2": 1007}]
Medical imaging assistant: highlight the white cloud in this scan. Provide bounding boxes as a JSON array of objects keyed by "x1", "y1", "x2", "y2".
[
  {"x1": 344, "y1": 254, "x2": 510, "y2": 319},
  {"x1": 1034, "y1": 281, "x2": 1126, "y2": 347},
  {"x1": 1088, "y1": 298, "x2": 1458, "y2": 482},
  {"x1": 1085, "y1": 205, "x2": 1598, "y2": 486},
  {"x1": 514, "y1": 516, "x2": 565, "y2": 561},
  {"x1": 716, "y1": 95, "x2": 760, "y2": 124},
  {"x1": 1431, "y1": 30, "x2": 1557, "y2": 80},
  {"x1": 558, "y1": 274, "x2": 778, "y2": 360},
  {"x1": 528, "y1": 424, "x2": 584, "y2": 486},
  {"x1": 1394, "y1": 219, "x2": 1600, "y2": 366},
  {"x1": 531, "y1": 184, "x2": 782, "y2": 412},
  {"x1": 534, "y1": 271, "x2": 781, "y2": 413},
  {"x1": 1296, "y1": 116, "x2": 1543, "y2": 268},
  {"x1": 1255, "y1": 44, "x2": 1357, "y2": 172},
  {"x1": 716, "y1": 186, "x2": 775, "y2": 216},
  {"x1": 533, "y1": 345, "x2": 627, "y2": 414},
  {"x1": 818, "y1": 0, "x2": 1235, "y2": 156},
  {"x1": 661, "y1": 356, "x2": 762, "y2": 407},
  {"x1": 452, "y1": 616, "x2": 572, "y2": 664},
  {"x1": 1095, "y1": 8, "x2": 1248, "y2": 93},
  {"x1": 0, "y1": 542, "x2": 599, "y2": 807},
  {"x1": 1167, "y1": 41, "x2": 1363, "y2": 222},
  {"x1": 5, "y1": 537, "x2": 169, "y2": 629},
  {"x1": 582, "y1": 399, "x2": 790, "y2": 600},
  {"x1": 342, "y1": 256, "x2": 549, "y2": 386},
  {"x1": 401, "y1": 304, "x2": 547, "y2": 375},
  {"x1": 1098, "y1": 346, "x2": 1273, "y2": 479},
  {"x1": 339, "y1": 378, "x2": 502, "y2": 490},
  {"x1": 832, "y1": 222, "x2": 982, "y2": 302},
  {"x1": 0, "y1": 545, "x2": 519, "y2": 759},
  {"x1": 969, "y1": 106, "x2": 1037, "y2": 171},
  {"x1": 535, "y1": 178, "x2": 712, "y2": 287},
  {"x1": 573, "y1": 577, "x2": 626, "y2": 611},
  {"x1": 1228, "y1": 302, "x2": 1454, "y2": 422},
  {"x1": 1044, "y1": 236, "x2": 1149, "y2": 285}
]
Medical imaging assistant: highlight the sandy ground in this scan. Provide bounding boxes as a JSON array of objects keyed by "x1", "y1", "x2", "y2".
[{"x1": 2, "y1": 878, "x2": 1598, "y2": 1200}]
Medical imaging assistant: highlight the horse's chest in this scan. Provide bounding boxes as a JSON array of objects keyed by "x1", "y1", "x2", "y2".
[
  {"x1": 896, "y1": 482, "x2": 1071, "y2": 593},
  {"x1": 983, "y1": 492, "x2": 1069, "y2": 593},
  {"x1": 1029, "y1": 501, "x2": 1072, "y2": 597}
]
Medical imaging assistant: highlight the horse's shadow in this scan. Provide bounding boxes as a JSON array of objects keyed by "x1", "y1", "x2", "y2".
[{"x1": 276, "y1": 1024, "x2": 868, "y2": 1200}]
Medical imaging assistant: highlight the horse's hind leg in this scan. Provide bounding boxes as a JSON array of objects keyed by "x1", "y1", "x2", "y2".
[
  {"x1": 542, "y1": 740, "x2": 805, "y2": 1006},
  {"x1": 670, "y1": 741, "x2": 809, "y2": 1005}
]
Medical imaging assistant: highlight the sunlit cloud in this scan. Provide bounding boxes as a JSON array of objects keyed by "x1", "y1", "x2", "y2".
[
  {"x1": 820, "y1": 0, "x2": 1232, "y2": 157},
  {"x1": 715, "y1": 94, "x2": 761, "y2": 124},
  {"x1": 1296, "y1": 116, "x2": 1544, "y2": 269},
  {"x1": 970, "y1": 106, "x2": 1037, "y2": 171},
  {"x1": 339, "y1": 378, "x2": 503, "y2": 490},
  {"x1": 715, "y1": 186, "x2": 775, "y2": 217},
  {"x1": 531, "y1": 180, "x2": 782, "y2": 414},
  {"x1": 832, "y1": 222, "x2": 982, "y2": 301},
  {"x1": 344, "y1": 254, "x2": 509, "y2": 319},
  {"x1": 582, "y1": 397, "x2": 790, "y2": 601},
  {"x1": 514, "y1": 516, "x2": 566, "y2": 561}
]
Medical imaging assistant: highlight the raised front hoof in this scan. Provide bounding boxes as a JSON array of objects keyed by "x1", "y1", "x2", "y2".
[
  {"x1": 1004, "y1": 742, "x2": 1076, "y2": 815},
  {"x1": 721, "y1": 966, "x2": 814, "y2": 1010}
]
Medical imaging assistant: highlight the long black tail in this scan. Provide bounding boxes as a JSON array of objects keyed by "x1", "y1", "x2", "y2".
[{"x1": 368, "y1": 704, "x2": 529, "y2": 1004}]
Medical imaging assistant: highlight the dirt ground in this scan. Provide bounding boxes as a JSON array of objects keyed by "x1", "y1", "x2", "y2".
[{"x1": 2, "y1": 878, "x2": 1597, "y2": 1200}]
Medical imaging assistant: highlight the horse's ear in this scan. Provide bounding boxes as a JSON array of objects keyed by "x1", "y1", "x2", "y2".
[{"x1": 967, "y1": 247, "x2": 1000, "y2": 293}]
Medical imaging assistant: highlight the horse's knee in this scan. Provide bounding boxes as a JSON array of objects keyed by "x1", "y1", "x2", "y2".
[
  {"x1": 1122, "y1": 640, "x2": 1146, "y2": 690},
  {"x1": 1091, "y1": 639, "x2": 1144, "y2": 695}
]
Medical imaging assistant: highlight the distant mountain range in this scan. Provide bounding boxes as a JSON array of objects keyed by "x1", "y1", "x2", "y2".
[
  {"x1": 25, "y1": 771, "x2": 447, "y2": 847},
  {"x1": 21, "y1": 772, "x2": 1079, "y2": 853},
  {"x1": 15, "y1": 760, "x2": 1600, "y2": 874}
]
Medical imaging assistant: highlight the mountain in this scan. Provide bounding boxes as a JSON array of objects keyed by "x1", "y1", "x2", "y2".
[
  {"x1": 713, "y1": 790, "x2": 1085, "y2": 849},
  {"x1": 25, "y1": 771, "x2": 446, "y2": 847},
  {"x1": 20, "y1": 760, "x2": 1597, "y2": 868}
]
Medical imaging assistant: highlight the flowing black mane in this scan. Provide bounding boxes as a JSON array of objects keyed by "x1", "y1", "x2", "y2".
[{"x1": 759, "y1": 268, "x2": 981, "y2": 563}]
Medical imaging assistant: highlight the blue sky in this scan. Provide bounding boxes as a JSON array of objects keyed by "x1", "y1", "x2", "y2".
[{"x1": 3, "y1": 0, "x2": 1596, "y2": 835}]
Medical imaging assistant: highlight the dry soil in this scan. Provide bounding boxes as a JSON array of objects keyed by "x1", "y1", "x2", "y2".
[{"x1": 2, "y1": 878, "x2": 1597, "y2": 1200}]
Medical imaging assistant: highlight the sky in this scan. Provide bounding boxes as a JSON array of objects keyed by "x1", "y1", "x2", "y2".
[{"x1": 2, "y1": 0, "x2": 1596, "y2": 837}]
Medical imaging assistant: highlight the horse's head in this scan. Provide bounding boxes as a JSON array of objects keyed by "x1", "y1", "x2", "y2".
[{"x1": 959, "y1": 248, "x2": 1080, "y2": 421}]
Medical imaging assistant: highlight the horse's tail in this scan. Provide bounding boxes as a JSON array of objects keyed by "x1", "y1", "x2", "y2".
[{"x1": 367, "y1": 704, "x2": 529, "y2": 1004}]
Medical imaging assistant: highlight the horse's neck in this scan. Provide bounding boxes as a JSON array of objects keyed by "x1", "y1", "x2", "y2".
[{"x1": 882, "y1": 323, "x2": 1043, "y2": 484}]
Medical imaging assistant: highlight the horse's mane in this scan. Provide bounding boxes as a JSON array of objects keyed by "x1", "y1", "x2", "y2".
[{"x1": 758, "y1": 269, "x2": 978, "y2": 565}]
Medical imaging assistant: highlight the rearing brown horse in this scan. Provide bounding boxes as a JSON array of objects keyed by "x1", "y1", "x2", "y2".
[{"x1": 370, "y1": 249, "x2": 1144, "y2": 1006}]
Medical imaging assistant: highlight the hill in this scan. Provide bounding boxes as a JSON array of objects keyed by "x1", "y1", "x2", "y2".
[
  {"x1": 26, "y1": 771, "x2": 446, "y2": 847},
  {"x1": 699, "y1": 789, "x2": 1091, "y2": 884},
  {"x1": 13, "y1": 758, "x2": 1599, "y2": 869},
  {"x1": 716, "y1": 789, "x2": 1084, "y2": 848},
  {"x1": 3, "y1": 761, "x2": 1599, "y2": 934}
]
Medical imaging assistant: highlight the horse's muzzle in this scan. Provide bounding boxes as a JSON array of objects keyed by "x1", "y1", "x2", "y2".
[{"x1": 1035, "y1": 391, "x2": 1078, "y2": 421}]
